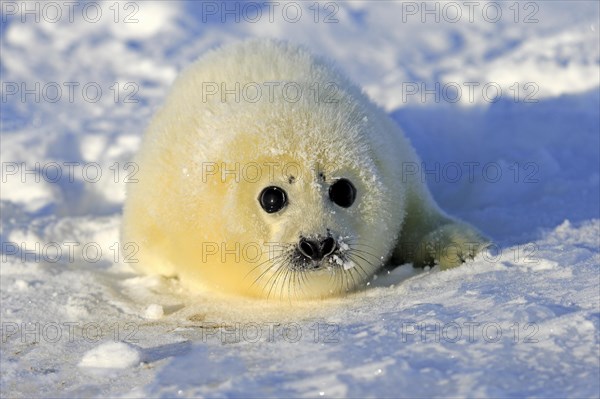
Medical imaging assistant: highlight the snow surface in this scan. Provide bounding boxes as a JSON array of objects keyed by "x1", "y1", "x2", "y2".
[
  {"x1": 1, "y1": 1, "x2": 599, "y2": 397},
  {"x1": 79, "y1": 341, "x2": 140, "y2": 370}
]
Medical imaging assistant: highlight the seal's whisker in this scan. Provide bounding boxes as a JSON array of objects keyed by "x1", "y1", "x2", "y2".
[
  {"x1": 279, "y1": 266, "x2": 292, "y2": 301},
  {"x1": 346, "y1": 252, "x2": 378, "y2": 284},
  {"x1": 259, "y1": 257, "x2": 285, "y2": 298},
  {"x1": 348, "y1": 248, "x2": 384, "y2": 271},
  {"x1": 266, "y1": 260, "x2": 289, "y2": 300},
  {"x1": 286, "y1": 269, "x2": 294, "y2": 303},
  {"x1": 245, "y1": 255, "x2": 278, "y2": 278},
  {"x1": 249, "y1": 253, "x2": 289, "y2": 289},
  {"x1": 327, "y1": 266, "x2": 337, "y2": 283},
  {"x1": 346, "y1": 251, "x2": 376, "y2": 268},
  {"x1": 346, "y1": 266, "x2": 358, "y2": 291},
  {"x1": 245, "y1": 245, "x2": 292, "y2": 280},
  {"x1": 344, "y1": 241, "x2": 379, "y2": 251},
  {"x1": 291, "y1": 269, "x2": 299, "y2": 301},
  {"x1": 345, "y1": 254, "x2": 370, "y2": 281},
  {"x1": 248, "y1": 258, "x2": 283, "y2": 285},
  {"x1": 336, "y1": 267, "x2": 344, "y2": 294},
  {"x1": 298, "y1": 269, "x2": 309, "y2": 297},
  {"x1": 347, "y1": 246, "x2": 382, "y2": 261},
  {"x1": 294, "y1": 269, "x2": 301, "y2": 297}
]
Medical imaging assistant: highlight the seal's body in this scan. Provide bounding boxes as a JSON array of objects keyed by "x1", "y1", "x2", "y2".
[{"x1": 122, "y1": 39, "x2": 487, "y2": 299}]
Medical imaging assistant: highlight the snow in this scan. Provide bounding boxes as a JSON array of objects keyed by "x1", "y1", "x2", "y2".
[
  {"x1": 144, "y1": 304, "x2": 164, "y2": 320},
  {"x1": 79, "y1": 342, "x2": 140, "y2": 369},
  {"x1": 1, "y1": 1, "x2": 599, "y2": 397}
]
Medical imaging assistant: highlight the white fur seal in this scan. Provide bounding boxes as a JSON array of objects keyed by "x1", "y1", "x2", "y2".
[{"x1": 122, "y1": 39, "x2": 488, "y2": 299}]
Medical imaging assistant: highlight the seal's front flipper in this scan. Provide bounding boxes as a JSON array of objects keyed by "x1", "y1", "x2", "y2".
[
  {"x1": 392, "y1": 208, "x2": 489, "y2": 270},
  {"x1": 412, "y1": 220, "x2": 489, "y2": 269}
]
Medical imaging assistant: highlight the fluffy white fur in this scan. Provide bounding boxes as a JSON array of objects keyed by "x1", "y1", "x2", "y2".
[{"x1": 122, "y1": 39, "x2": 488, "y2": 299}]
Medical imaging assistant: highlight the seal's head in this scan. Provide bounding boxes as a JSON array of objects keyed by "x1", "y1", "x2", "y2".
[
  {"x1": 180, "y1": 87, "x2": 403, "y2": 299},
  {"x1": 123, "y1": 40, "x2": 411, "y2": 299},
  {"x1": 206, "y1": 91, "x2": 404, "y2": 298}
]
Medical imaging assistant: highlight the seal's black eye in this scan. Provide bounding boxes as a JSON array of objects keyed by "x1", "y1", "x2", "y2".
[
  {"x1": 329, "y1": 179, "x2": 357, "y2": 208},
  {"x1": 259, "y1": 186, "x2": 287, "y2": 213}
]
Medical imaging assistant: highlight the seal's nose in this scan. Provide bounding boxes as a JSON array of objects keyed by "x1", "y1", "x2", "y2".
[
  {"x1": 321, "y1": 236, "x2": 336, "y2": 257},
  {"x1": 299, "y1": 238, "x2": 321, "y2": 260},
  {"x1": 298, "y1": 236, "x2": 337, "y2": 261}
]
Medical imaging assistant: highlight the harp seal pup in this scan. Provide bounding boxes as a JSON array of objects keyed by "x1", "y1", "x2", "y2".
[{"x1": 122, "y1": 39, "x2": 488, "y2": 300}]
